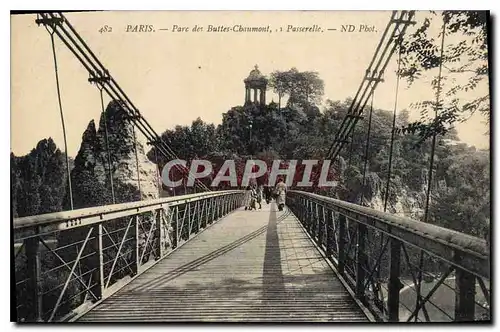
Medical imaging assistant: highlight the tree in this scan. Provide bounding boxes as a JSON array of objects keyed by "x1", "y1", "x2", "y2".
[
  {"x1": 268, "y1": 71, "x2": 290, "y2": 110},
  {"x1": 11, "y1": 138, "x2": 69, "y2": 217},
  {"x1": 11, "y1": 153, "x2": 21, "y2": 218},
  {"x1": 149, "y1": 117, "x2": 220, "y2": 164},
  {"x1": 268, "y1": 68, "x2": 324, "y2": 109},
  {"x1": 429, "y1": 149, "x2": 489, "y2": 240},
  {"x1": 399, "y1": 11, "x2": 489, "y2": 139}
]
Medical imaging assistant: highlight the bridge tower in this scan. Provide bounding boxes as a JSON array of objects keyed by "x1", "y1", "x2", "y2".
[{"x1": 244, "y1": 65, "x2": 267, "y2": 107}]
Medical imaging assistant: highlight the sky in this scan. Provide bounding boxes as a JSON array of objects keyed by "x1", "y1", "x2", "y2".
[{"x1": 10, "y1": 10, "x2": 490, "y2": 157}]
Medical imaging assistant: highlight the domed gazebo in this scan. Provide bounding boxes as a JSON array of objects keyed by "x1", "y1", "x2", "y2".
[{"x1": 244, "y1": 65, "x2": 268, "y2": 106}]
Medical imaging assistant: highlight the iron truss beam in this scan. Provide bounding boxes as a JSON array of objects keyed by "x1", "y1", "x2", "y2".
[
  {"x1": 35, "y1": 12, "x2": 211, "y2": 192},
  {"x1": 326, "y1": 11, "x2": 416, "y2": 161}
]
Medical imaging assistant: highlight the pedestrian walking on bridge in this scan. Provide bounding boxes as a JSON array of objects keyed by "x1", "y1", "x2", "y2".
[
  {"x1": 275, "y1": 178, "x2": 287, "y2": 211},
  {"x1": 256, "y1": 185, "x2": 263, "y2": 209}
]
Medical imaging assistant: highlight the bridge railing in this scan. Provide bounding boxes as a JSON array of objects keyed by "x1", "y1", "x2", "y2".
[
  {"x1": 287, "y1": 190, "x2": 490, "y2": 322},
  {"x1": 13, "y1": 190, "x2": 245, "y2": 322}
]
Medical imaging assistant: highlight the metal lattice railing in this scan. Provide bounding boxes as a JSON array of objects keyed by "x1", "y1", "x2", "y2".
[
  {"x1": 287, "y1": 191, "x2": 490, "y2": 322},
  {"x1": 13, "y1": 190, "x2": 245, "y2": 322}
]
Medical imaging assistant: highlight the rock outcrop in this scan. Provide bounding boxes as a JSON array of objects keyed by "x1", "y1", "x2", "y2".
[
  {"x1": 71, "y1": 100, "x2": 159, "y2": 208},
  {"x1": 337, "y1": 166, "x2": 425, "y2": 220}
]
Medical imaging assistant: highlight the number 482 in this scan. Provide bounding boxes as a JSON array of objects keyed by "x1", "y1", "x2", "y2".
[{"x1": 99, "y1": 25, "x2": 112, "y2": 33}]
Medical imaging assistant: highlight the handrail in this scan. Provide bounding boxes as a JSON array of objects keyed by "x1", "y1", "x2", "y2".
[
  {"x1": 290, "y1": 190, "x2": 489, "y2": 259},
  {"x1": 14, "y1": 190, "x2": 242, "y2": 232},
  {"x1": 287, "y1": 190, "x2": 490, "y2": 322},
  {"x1": 13, "y1": 191, "x2": 245, "y2": 322}
]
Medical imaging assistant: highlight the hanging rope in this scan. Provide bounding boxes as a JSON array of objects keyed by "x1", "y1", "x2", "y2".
[
  {"x1": 413, "y1": 21, "x2": 447, "y2": 321},
  {"x1": 48, "y1": 27, "x2": 74, "y2": 210},
  {"x1": 99, "y1": 88, "x2": 116, "y2": 204},
  {"x1": 347, "y1": 132, "x2": 355, "y2": 169},
  {"x1": 423, "y1": 20, "x2": 447, "y2": 223},
  {"x1": 360, "y1": 92, "x2": 375, "y2": 206},
  {"x1": 132, "y1": 124, "x2": 142, "y2": 200},
  {"x1": 154, "y1": 147, "x2": 162, "y2": 198},
  {"x1": 383, "y1": 38, "x2": 403, "y2": 213}
]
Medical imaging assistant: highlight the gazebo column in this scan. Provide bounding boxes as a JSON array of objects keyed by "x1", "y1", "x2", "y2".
[{"x1": 243, "y1": 65, "x2": 268, "y2": 106}]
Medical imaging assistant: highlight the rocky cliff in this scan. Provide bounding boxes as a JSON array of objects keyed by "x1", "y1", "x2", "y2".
[
  {"x1": 70, "y1": 100, "x2": 160, "y2": 208},
  {"x1": 368, "y1": 180, "x2": 425, "y2": 220},
  {"x1": 336, "y1": 158, "x2": 426, "y2": 221}
]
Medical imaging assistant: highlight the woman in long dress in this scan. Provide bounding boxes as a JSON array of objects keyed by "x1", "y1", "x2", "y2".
[
  {"x1": 275, "y1": 178, "x2": 287, "y2": 211},
  {"x1": 256, "y1": 185, "x2": 263, "y2": 209},
  {"x1": 244, "y1": 185, "x2": 252, "y2": 210}
]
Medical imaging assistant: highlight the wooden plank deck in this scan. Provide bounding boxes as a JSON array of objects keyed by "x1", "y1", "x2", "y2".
[{"x1": 78, "y1": 202, "x2": 369, "y2": 322}]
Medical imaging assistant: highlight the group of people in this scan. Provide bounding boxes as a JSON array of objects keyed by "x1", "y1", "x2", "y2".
[{"x1": 244, "y1": 178, "x2": 287, "y2": 211}]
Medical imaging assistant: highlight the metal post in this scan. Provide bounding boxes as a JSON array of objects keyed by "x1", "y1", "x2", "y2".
[
  {"x1": 25, "y1": 236, "x2": 42, "y2": 321},
  {"x1": 219, "y1": 197, "x2": 223, "y2": 218},
  {"x1": 91, "y1": 224, "x2": 104, "y2": 300},
  {"x1": 186, "y1": 203, "x2": 192, "y2": 241},
  {"x1": 134, "y1": 215, "x2": 140, "y2": 274},
  {"x1": 196, "y1": 201, "x2": 201, "y2": 233},
  {"x1": 314, "y1": 203, "x2": 320, "y2": 241},
  {"x1": 173, "y1": 207, "x2": 179, "y2": 249},
  {"x1": 318, "y1": 205, "x2": 325, "y2": 248},
  {"x1": 214, "y1": 197, "x2": 218, "y2": 219},
  {"x1": 455, "y1": 265, "x2": 476, "y2": 321},
  {"x1": 388, "y1": 239, "x2": 401, "y2": 321},
  {"x1": 298, "y1": 197, "x2": 303, "y2": 221},
  {"x1": 204, "y1": 199, "x2": 209, "y2": 228},
  {"x1": 310, "y1": 202, "x2": 314, "y2": 233},
  {"x1": 211, "y1": 198, "x2": 216, "y2": 223},
  {"x1": 302, "y1": 198, "x2": 306, "y2": 223},
  {"x1": 338, "y1": 214, "x2": 347, "y2": 274},
  {"x1": 356, "y1": 223, "x2": 367, "y2": 300},
  {"x1": 219, "y1": 198, "x2": 224, "y2": 219},
  {"x1": 315, "y1": 204, "x2": 321, "y2": 243},
  {"x1": 305, "y1": 201, "x2": 310, "y2": 232},
  {"x1": 311, "y1": 203, "x2": 317, "y2": 239},
  {"x1": 326, "y1": 210, "x2": 334, "y2": 257},
  {"x1": 305, "y1": 201, "x2": 311, "y2": 232},
  {"x1": 155, "y1": 209, "x2": 163, "y2": 259}
]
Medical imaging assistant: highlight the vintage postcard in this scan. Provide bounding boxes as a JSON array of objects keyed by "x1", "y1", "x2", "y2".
[{"x1": 11, "y1": 10, "x2": 490, "y2": 323}]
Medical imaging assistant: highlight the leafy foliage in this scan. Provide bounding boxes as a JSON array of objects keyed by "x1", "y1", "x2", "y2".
[
  {"x1": 268, "y1": 67, "x2": 324, "y2": 109},
  {"x1": 11, "y1": 50, "x2": 489, "y2": 243},
  {"x1": 145, "y1": 89, "x2": 489, "y2": 238},
  {"x1": 429, "y1": 146, "x2": 490, "y2": 239},
  {"x1": 11, "y1": 138, "x2": 69, "y2": 217},
  {"x1": 149, "y1": 117, "x2": 219, "y2": 165},
  {"x1": 399, "y1": 10, "x2": 490, "y2": 138}
]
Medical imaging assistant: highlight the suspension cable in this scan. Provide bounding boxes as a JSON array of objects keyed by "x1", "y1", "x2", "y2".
[
  {"x1": 99, "y1": 88, "x2": 116, "y2": 204},
  {"x1": 48, "y1": 26, "x2": 74, "y2": 210},
  {"x1": 132, "y1": 124, "x2": 142, "y2": 200},
  {"x1": 360, "y1": 92, "x2": 375, "y2": 206},
  {"x1": 376, "y1": 40, "x2": 404, "y2": 287},
  {"x1": 383, "y1": 39, "x2": 403, "y2": 213},
  {"x1": 154, "y1": 147, "x2": 162, "y2": 198},
  {"x1": 423, "y1": 19, "x2": 447, "y2": 223},
  {"x1": 36, "y1": 12, "x2": 211, "y2": 193},
  {"x1": 347, "y1": 133, "x2": 355, "y2": 169},
  {"x1": 327, "y1": 11, "x2": 415, "y2": 161}
]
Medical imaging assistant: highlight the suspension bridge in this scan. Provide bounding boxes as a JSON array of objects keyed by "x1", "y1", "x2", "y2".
[{"x1": 12, "y1": 11, "x2": 490, "y2": 323}]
